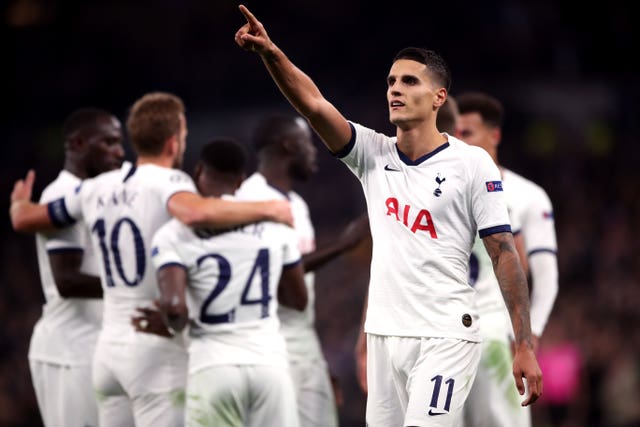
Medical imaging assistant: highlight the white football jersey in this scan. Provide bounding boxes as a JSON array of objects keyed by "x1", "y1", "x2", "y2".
[
  {"x1": 48, "y1": 162, "x2": 196, "y2": 346},
  {"x1": 503, "y1": 168, "x2": 557, "y2": 336},
  {"x1": 29, "y1": 170, "x2": 102, "y2": 366},
  {"x1": 237, "y1": 173, "x2": 323, "y2": 361},
  {"x1": 469, "y1": 168, "x2": 557, "y2": 338},
  {"x1": 339, "y1": 123, "x2": 511, "y2": 341},
  {"x1": 150, "y1": 197, "x2": 301, "y2": 374}
]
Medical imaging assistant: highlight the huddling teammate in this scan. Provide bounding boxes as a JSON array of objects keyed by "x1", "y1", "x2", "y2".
[
  {"x1": 28, "y1": 108, "x2": 124, "y2": 427},
  {"x1": 234, "y1": 5, "x2": 542, "y2": 426},
  {"x1": 10, "y1": 92, "x2": 293, "y2": 427},
  {"x1": 150, "y1": 138, "x2": 307, "y2": 427},
  {"x1": 456, "y1": 92, "x2": 558, "y2": 427},
  {"x1": 240, "y1": 114, "x2": 369, "y2": 426}
]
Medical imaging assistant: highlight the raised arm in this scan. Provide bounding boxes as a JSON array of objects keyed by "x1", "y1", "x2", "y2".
[
  {"x1": 481, "y1": 231, "x2": 543, "y2": 406},
  {"x1": 235, "y1": 4, "x2": 351, "y2": 154},
  {"x1": 167, "y1": 191, "x2": 293, "y2": 228}
]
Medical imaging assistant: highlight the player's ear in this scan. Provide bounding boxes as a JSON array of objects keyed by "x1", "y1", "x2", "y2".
[
  {"x1": 165, "y1": 134, "x2": 179, "y2": 157},
  {"x1": 66, "y1": 135, "x2": 86, "y2": 153},
  {"x1": 434, "y1": 88, "x2": 447, "y2": 109},
  {"x1": 491, "y1": 127, "x2": 502, "y2": 147},
  {"x1": 232, "y1": 174, "x2": 244, "y2": 192},
  {"x1": 193, "y1": 161, "x2": 203, "y2": 183}
]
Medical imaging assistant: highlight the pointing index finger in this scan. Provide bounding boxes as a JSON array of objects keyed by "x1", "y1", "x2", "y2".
[{"x1": 239, "y1": 4, "x2": 257, "y2": 24}]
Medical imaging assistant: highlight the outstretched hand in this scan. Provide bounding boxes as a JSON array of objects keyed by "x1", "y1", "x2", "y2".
[
  {"x1": 512, "y1": 344, "x2": 543, "y2": 406},
  {"x1": 234, "y1": 5, "x2": 272, "y2": 54}
]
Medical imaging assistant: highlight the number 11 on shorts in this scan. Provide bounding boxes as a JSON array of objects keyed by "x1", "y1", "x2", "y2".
[{"x1": 428, "y1": 375, "x2": 455, "y2": 416}]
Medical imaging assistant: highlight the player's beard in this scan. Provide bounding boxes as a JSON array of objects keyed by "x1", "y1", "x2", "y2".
[{"x1": 289, "y1": 160, "x2": 314, "y2": 181}]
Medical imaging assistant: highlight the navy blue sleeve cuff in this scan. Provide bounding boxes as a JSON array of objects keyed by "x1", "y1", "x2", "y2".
[
  {"x1": 283, "y1": 259, "x2": 302, "y2": 270},
  {"x1": 47, "y1": 198, "x2": 76, "y2": 228},
  {"x1": 478, "y1": 224, "x2": 512, "y2": 238},
  {"x1": 332, "y1": 122, "x2": 356, "y2": 158}
]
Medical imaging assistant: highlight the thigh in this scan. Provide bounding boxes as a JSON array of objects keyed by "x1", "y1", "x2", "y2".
[
  {"x1": 405, "y1": 338, "x2": 481, "y2": 427},
  {"x1": 186, "y1": 366, "x2": 246, "y2": 427},
  {"x1": 30, "y1": 361, "x2": 99, "y2": 427},
  {"x1": 289, "y1": 359, "x2": 337, "y2": 427},
  {"x1": 247, "y1": 365, "x2": 299, "y2": 427},
  {"x1": 98, "y1": 395, "x2": 135, "y2": 427},
  {"x1": 131, "y1": 389, "x2": 186, "y2": 427},
  {"x1": 464, "y1": 339, "x2": 531, "y2": 427},
  {"x1": 365, "y1": 335, "x2": 408, "y2": 427},
  {"x1": 128, "y1": 342, "x2": 187, "y2": 427}
]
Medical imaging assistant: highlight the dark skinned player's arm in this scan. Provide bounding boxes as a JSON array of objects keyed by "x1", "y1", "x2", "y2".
[
  {"x1": 278, "y1": 261, "x2": 307, "y2": 311},
  {"x1": 303, "y1": 215, "x2": 370, "y2": 273},
  {"x1": 49, "y1": 250, "x2": 102, "y2": 298},
  {"x1": 155, "y1": 265, "x2": 189, "y2": 332}
]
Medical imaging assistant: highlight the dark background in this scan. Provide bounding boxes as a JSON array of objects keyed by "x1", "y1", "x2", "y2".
[{"x1": 2, "y1": 1, "x2": 639, "y2": 426}]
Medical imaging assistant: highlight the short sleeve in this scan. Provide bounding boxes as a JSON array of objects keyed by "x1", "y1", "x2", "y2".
[
  {"x1": 156, "y1": 169, "x2": 197, "y2": 208},
  {"x1": 469, "y1": 149, "x2": 511, "y2": 237},
  {"x1": 522, "y1": 190, "x2": 557, "y2": 253},
  {"x1": 281, "y1": 225, "x2": 302, "y2": 267},
  {"x1": 151, "y1": 222, "x2": 186, "y2": 270}
]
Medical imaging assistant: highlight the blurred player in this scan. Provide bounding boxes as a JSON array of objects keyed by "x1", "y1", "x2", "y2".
[
  {"x1": 29, "y1": 108, "x2": 124, "y2": 427},
  {"x1": 235, "y1": 6, "x2": 542, "y2": 426},
  {"x1": 151, "y1": 138, "x2": 307, "y2": 427},
  {"x1": 456, "y1": 92, "x2": 558, "y2": 427},
  {"x1": 10, "y1": 92, "x2": 294, "y2": 427},
  {"x1": 238, "y1": 114, "x2": 369, "y2": 426}
]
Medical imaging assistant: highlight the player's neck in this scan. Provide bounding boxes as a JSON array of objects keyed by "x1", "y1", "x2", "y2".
[
  {"x1": 396, "y1": 126, "x2": 447, "y2": 162},
  {"x1": 258, "y1": 164, "x2": 293, "y2": 192},
  {"x1": 136, "y1": 155, "x2": 174, "y2": 169},
  {"x1": 63, "y1": 159, "x2": 88, "y2": 179}
]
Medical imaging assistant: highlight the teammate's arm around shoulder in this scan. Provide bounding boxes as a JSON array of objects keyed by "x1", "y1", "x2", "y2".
[
  {"x1": 10, "y1": 170, "x2": 55, "y2": 233},
  {"x1": 168, "y1": 191, "x2": 293, "y2": 228},
  {"x1": 482, "y1": 231, "x2": 543, "y2": 406},
  {"x1": 234, "y1": 4, "x2": 351, "y2": 154}
]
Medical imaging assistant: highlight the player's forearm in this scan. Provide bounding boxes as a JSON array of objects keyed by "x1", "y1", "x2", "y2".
[
  {"x1": 495, "y1": 251, "x2": 534, "y2": 349},
  {"x1": 260, "y1": 46, "x2": 350, "y2": 153},
  {"x1": 54, "y1": 274, "x2": 103, "y2": 298},
  {"x1": 302, "y1": 243, "x2": 345, "y2": 272},
  {"x1": 10, "y1": 201, "x2": 54, "y2": 233},
  {"x1": 528, "y1": 252, "x2": 559, "y2": 336},
  {"x1": 261, "y1": 45, "x2": 323, "y2": 119},
  {"x1": 170, "y1": 192, "x2": 273, "y2": 228}
]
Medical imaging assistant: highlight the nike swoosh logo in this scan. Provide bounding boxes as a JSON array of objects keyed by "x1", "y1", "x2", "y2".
[
  {"x1": 384, "y1": 164, "x2": 401, "y2": 172},
  {"x1": 428, "y1": 409, "x2": 447, "y2": 416}
]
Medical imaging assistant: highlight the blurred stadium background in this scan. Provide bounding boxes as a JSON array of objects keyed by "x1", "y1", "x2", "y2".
[{"x1": 1, "y1": 1, "x2": 638, "y2": 426}]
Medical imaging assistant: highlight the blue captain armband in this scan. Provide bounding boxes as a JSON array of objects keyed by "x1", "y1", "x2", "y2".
[{"x1": 47, "y1": 198, "x2": 77, "y2": 228}]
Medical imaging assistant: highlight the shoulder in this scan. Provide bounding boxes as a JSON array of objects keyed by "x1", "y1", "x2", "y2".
[
  {"x1": 153, "y1": 218, "x2": 188, "y2": 244},
  {"x1": 504, "y1": 169, "x2": 552, "y2": 205},
  {"x1": 350, "y1": 121, "x2": 395, "y2": 145},
  {"x1": 40, "y1": 171, "x2": 81, "y2": 202}
]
